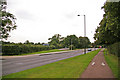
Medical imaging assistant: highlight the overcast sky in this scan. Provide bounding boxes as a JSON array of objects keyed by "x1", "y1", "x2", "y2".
[{"x1": 6, "y1": 0, "x2": 106, "y2": 43}]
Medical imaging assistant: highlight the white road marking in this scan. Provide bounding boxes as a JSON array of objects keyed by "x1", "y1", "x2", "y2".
[
  {"x1": 101, "y1": 62, "x2": 105, "y2": 66},
  {"x1": 92, "y1": 62, "x2": 95, "y2": 65}
]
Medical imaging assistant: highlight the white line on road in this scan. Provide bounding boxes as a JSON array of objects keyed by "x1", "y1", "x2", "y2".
[
  {"x1": 92, "y1": 62, "x2": 95, "y2": 65},
  {"x1": 101, "y1": 62, "x2": 105, "y2": 66}
]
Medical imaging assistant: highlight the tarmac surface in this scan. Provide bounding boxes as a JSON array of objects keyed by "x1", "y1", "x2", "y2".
[{"x1": 2, "y1": 49, "x2": 96, "y2": 76}]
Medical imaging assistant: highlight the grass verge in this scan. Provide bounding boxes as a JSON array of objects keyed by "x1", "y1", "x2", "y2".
[
  {"x1": 3, "y1": 49, "x2": 101, "y2": 78},
  {"x1": 104, "y1": 49, "x2": 118, "y2": 78}
]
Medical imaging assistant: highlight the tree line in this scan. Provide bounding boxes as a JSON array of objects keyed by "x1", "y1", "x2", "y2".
[
  {"x1": 2, "y1": 34, "x2": 91, "y2": 49},
  {"x1": 48, "y1": 34, "x2": 91, "y2": 49},
  {"x1": 2, "y1": 34, "x2": 91, "y2": 55},
  {"x1": 94, "y1": 1, "x2": 120, "y2": 45},
  {"x1": 94, "y1": 1, "x2": 120, "y2": 56}
]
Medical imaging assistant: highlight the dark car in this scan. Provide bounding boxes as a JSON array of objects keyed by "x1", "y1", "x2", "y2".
[{"x1": 88, "y1": 48, "x2": 92, "y2": 51}]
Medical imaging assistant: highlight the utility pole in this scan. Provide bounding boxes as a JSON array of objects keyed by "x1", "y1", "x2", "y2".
[
  {"x1": 77, "y1": 14, "x2": 86, "y2": 54},
  {"x1": 71, "y1": 39, "x2": 72, "y2": 50}
]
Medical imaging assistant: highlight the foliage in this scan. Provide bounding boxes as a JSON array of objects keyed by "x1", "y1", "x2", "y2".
[
  {"x1": 94, "y1": 1, "x2": 120, "y2": 45},
  {"x1": 107, "y1": 42, "x2": 120, "y2": 56},
  {"x1": 0, "y1": 0, "x2": 17, "y2": 40},
  {"x1": 2, "y1": 44, "x2": 55, "y2": 55},
  {"x1": 24, "y1": 40, "x2": 35, "y2": 44},
  {"x1": 2, "y1": 34, "x2": 91, "y2": 55},
  {"x1": 63, "y1": 35, "x2": 79, "y2": 49},
  {"x1": 78, "y1": 36, "x2": 91, "y2": 48},
  {"x1": 69, "y1": 45, "x2": 75, "y2": 50},
  {"x1": 48, "y1": 34, "x2": 91, "y2": 50},
  {"x1": 48, "y1": 34, "x2": 64, "y2": 48},
  {"x1": 94, "y1": 1, "x2": 120, "y2": 60}
]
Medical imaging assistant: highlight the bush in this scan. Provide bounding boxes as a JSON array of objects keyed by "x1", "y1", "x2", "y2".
[
  {"x1": 69, "y1": 45, "x2": 76, "y2": 50},
  {"x1": 107, "y1": 42, "x2": 120, "y2": 57},
  {"x1": 2, "y1": 44, "x2": 55, "y2": 55}
]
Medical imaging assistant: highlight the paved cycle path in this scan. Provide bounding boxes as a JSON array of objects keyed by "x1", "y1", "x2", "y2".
[{"x1": 80, "y1": 48, "x2": 115, "y2": 78}]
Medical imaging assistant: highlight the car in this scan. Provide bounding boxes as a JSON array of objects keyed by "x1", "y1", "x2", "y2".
[{"x1": 88, "y1": 48, "x2": 92, "y2": 51}]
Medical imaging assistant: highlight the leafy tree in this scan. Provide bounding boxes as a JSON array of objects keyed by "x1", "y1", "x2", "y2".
[
  {"x1": 48, "y1": 34, "x2": 63, "y2": 48},
  {"x1": 0, "y1": 0, "x2": 17, "y2": 40},
  {"x1": 48, "y1": 34, "x2": 91, "y2": 49},
  {"x1": 24, "y1": 40, "x2": 34, "y2": 44},
  {"x1": 63, "y1": 35, "x2": 79, "y2": 49},
  {"x1": 63, "y1": 35, "x2": 91, "y2": 49},
  {"x1": 35, "y1": 42, "x2": 41, "y2": 45},
  {"x1": 24, "y1": 40, "x2": 30, "y2": 44},
  {"x1": 94, "y1": 1, "x2": 120, "y2": 45},
  {"x1": 37, "y1": 42, "x2": 41, "y2": 45},
  {"x1": 78, "y1": 36, "x2": 91, "y2": 48}
]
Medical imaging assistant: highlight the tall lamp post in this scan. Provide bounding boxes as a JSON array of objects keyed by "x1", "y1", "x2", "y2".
[
  {"x1": 77, "y1": 14, "x2": 86, "y2": 54},
  {"x1": 71, "y1": 39, "x2": 72, "y2": 50}
]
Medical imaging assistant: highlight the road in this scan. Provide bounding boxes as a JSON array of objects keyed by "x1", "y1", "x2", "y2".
[{"x1": 2, "y1": 48, "x2": 96, "y2": 76}]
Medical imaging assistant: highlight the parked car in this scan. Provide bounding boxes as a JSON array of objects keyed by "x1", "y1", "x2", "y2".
[{"x1": 88, "y1": 48, "x2": 92, "y2": 51}]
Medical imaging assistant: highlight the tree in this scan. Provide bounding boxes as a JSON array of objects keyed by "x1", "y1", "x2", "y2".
[
  {"x1": 24, "y1": 40, "x2": 30, "y2": 44},
  {"x1": 94, "y1": 1, "x2": 120, "y2": 45},
  {"x1": 48, "y1": 34, "x2": 91, "y2": 49},
  {"x1": 35, "y1": 42, "x2": 41, "y2": 45},
  {"x1": 63, "y1": 35, "x2": 79, "y2": 49},
  {"x1": 0, "y1": 0, "x2": 17, "y2": 40},
  {"x1": 78, "y1": 36, "x2": 91, "y2": 48},
  {"x1": 48, "y1": 34, "x2": 63, "y2": 48}
]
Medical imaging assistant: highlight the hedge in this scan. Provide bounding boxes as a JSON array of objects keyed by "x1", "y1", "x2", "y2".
[
  {"x1": 2, "y1": 44, "x2": 55, "y2": 55},
  {"x1": 107, "y1": 42, "x2": 120, "y2": 57}
]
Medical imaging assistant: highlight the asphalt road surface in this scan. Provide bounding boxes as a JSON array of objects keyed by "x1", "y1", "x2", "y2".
[{"x1": 2, "y1": 48, "x2": 97, "y2": 76}]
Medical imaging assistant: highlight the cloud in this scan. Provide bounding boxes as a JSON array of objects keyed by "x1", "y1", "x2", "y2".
[
  {"x1": 6, "y1": 0, "x2": 106, "y2": 43},
  {"x1": 65, "y1": 13, "x2": 75, "y2": 19},
  {"x1": 7, "y1": 0, "x2": 18, "y2": 8},
  {"x1": 15, "y1": 10, "x2": 35, "y2": 20}
]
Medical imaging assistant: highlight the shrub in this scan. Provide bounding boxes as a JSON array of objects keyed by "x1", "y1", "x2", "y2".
[
  {"x1": 2, "y1": 44, "x2": 55, "y2": 55},
  {"x1": 107, "y1": 42, "x2": 120, "y2": 57},
  {"x1": 69, "y1": 45, "x2": 76, "y2": 50}
]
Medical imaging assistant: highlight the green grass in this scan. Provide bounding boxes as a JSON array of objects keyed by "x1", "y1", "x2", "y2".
[
  {"x1": 3, "y1": 49, "x2": 101, "y2": 78},
  {"x1": 104, "y1": 49, "x2": 118, "y2": 78}
]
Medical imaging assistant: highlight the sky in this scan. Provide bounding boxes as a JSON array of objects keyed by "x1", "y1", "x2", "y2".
[{"x1": 6, "y1": 0, "x2": 106, "y2": 43}]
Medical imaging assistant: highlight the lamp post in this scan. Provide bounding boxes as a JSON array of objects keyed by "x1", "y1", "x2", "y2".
[
  {"x1": 77, "y1": 14, "x2": 86, "y2": 54},
  {"x1": 71, "y1": 39, "x2": 72, "y2": 50}
]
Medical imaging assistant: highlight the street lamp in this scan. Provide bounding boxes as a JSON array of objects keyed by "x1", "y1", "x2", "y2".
[
  {"x1": 77, "y1": 14, "x2": 86, "y2": 54},
  {"x1": 71, "y1": 39, "x2": 72, "y2": 50}
]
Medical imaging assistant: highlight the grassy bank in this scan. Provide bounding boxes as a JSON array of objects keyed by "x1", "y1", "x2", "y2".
[
  {"x1": 3, "y1": 49, "x2": 101, "y2": 78},
  {"x1": 104, "y1": 49, "x2": 118, "y2": 78}
]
